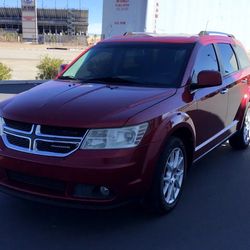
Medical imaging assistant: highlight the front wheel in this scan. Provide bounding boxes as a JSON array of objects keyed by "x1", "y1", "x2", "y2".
[
  {"x1": 145, "y1": 137, "x2": 187, "y2": 214},
  {"x1": 229, "y1": 108, "x2": 250, "y2": 150}
]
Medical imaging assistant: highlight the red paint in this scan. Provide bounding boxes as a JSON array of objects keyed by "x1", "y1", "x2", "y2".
[{"x1": 0, "y1": 33, "x2": 249, "y2": 208}]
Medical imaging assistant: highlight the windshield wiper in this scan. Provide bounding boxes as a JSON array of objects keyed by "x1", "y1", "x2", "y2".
[
  {"x1": 59, "y1": 76, "x2": 149, "y2": 86},
  {"x1": 57, "y1": 75, "x2": 82, "y2": 81},
  {"x1": 83, "y1": 77, "x2": 140, "y2": 84}
]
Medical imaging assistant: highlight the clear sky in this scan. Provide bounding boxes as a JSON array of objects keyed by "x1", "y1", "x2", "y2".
[{"x1": 0, "y1": 0, "x2": 103, "y2": 34}]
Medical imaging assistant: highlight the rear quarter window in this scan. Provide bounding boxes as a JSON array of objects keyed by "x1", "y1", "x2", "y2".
[
  {"x1": 233, "y1": 45, "x2": 250, "y2": 69},
  {"x1": 217, "y1": 43, "x2": 239, "y2": 75}
]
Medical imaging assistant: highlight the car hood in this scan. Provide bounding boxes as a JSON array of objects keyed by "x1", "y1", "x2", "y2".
[{"x1": 0, "y1": 80, "x2": 176, "y2": 128}]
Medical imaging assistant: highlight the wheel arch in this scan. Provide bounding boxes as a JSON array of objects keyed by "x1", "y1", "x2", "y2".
[
  {"x1": 237, "y1": 99, "x2": 250, "y2": 130},
  {"x1": 151, "y1": 112, "x2": 196, "y2": 170},
  {"x1": 168, "y1": 126, "x2": 195, "y2": 169}
]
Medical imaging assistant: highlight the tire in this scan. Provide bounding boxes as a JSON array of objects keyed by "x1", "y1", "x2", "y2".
[
  {"x1": 145, "y1": 136, "x2": 187, "y2": 214},
  {"x1": 229, "y1": 108, "x2": 250, "y2": 150}
]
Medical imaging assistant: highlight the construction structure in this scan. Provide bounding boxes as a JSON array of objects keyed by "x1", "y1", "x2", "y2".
[
  {"x1": 37, "y1": 8, "x2": 88, "y2": 35},
  {"x1": 0, "y1": 5, "x2": 88, "y2": 43}
]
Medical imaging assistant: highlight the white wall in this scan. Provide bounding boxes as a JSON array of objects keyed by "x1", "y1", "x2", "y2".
[
  {"x1": 102, "y1": 0, "x2": 250, "y2": 49},
  {"x1": 155, "y1": 0, "x2": 250, "y2": 49}
]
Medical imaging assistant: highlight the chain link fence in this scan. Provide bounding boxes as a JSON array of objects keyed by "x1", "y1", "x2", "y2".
[
  {"x1": 0, "y1": 30, "x2": 20, "y2": 42},
  {"x1": 0, "y1": 30, "x2": 88, "y2": 46},
  {"x1": 39, "y1": 34, "x2": 88, "y2": 46}
]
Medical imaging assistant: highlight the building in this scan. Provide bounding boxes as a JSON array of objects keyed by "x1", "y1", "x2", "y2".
[{"x1": 0, "y1": 7, "x2": 88, "y2": 37}]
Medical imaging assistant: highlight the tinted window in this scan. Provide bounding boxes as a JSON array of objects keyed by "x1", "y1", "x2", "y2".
[
  {"x1": 217, "y1": 43, "x2": 238, "y2": 75},
  {"x1": 61, "y1": 43, "x2": 195, "y2": 88},
  {"x1": 192, "y1": 44, "x2": 219, "y2": 83},
  {"x1": 233, "y1": 44, "x2": 250, "y2": 69}
]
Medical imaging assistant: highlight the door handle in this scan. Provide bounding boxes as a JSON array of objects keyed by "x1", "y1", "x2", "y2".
[
  {"x1": 220, "y1": 88, "x2": 228, "y2": 94},
  {"x1": 241, "y1": 79, "x2": 248, "y2": 84}
]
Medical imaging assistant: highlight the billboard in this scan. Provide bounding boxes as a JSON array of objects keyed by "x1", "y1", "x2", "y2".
[
  {"x1": 102, "y1": 0, "x2": 147, "y2": 39},
  {"x1": 21, "y1": 0, "x2": 38, "y2": 42},
  {"x1": 102, "y1": 0, "x2": 161, "y2": 39}
]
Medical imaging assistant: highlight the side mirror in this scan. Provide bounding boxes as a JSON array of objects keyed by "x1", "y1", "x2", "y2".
[
  {"x1": 191, "y1": 70, "x2": 222, "y2": 89},
  {"x1": 59, "y1": 64, "x2": 68, "y2": 73}
]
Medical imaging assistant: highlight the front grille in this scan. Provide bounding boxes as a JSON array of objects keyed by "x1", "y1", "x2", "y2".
[
  {"x1": 7, "y1": 170, "x2": 65, "y2": 194},
  {"x1": 6, "y1": 134, "x2": 30, "y2": 148},
  {"x1": 2, "y1": 119, "x2": 87, "y2": 157},
  {"x1": 40, "y1": 125, "x2": 85, "y2": 137},
  {"x1": 36, "y1": 140, "x2": 78, "y2": 154},
  {"x1": 4, "y1": 119, "x2": 33, "y2": 132}
]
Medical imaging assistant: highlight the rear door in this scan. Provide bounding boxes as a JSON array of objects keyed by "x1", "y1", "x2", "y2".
[{"x1": 218, "y1": 43, "x2": 250, "y2": 126}]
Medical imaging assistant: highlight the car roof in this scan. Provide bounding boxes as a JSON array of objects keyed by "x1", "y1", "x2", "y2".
[
  {"x1": 102, "y1": 34, "x2": 199, "y2": 44},
  {"x1": 100, "y1": 32, "x2": 239, "y2": 46}
]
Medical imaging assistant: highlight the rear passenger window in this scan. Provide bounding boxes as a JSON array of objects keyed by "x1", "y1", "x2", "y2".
[
  {"x1": 217, "y1": 44, "x2": 238, "y2": 75},
  {"x1": 192, "y1": 44, "x2": 219, "y2": 83},
  {"x1": 233, "y1": 45, "x2": 250, "y2": 69}
]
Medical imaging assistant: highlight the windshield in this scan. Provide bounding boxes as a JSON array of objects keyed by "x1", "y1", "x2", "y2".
[{"x1": 60, "y1": 42, "x2": 195, "y2": 88}]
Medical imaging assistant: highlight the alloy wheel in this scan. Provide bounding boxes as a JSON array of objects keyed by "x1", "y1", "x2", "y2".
[
  {"x1": 163, "y1": 147, "x2": 184, "y2": 204},
  {"x1": 243, "y1": 109, "x2": 250, "y2": 144}
]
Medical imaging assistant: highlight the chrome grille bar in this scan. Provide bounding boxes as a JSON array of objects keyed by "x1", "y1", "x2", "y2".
[{"x1": 2, "y1": 119, "x2": 87, "y2": 157}]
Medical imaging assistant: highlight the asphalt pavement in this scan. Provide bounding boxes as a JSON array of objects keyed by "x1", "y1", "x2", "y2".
[{"x1": 0, "y1": 83, "x2": 250, "y2": 250}]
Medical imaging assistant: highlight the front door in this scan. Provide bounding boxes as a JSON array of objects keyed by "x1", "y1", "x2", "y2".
[{"x1": 188, "y1": 44, "x2": 228, "y2": 150}]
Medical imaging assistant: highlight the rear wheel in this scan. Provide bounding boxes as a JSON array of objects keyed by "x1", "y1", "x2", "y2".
[
  {"x1": 229, "y1": 108, "x2": 250, "y2": 150},
  {"x1": 145, "y1": 137, "x2": 187, "y2": 214}
]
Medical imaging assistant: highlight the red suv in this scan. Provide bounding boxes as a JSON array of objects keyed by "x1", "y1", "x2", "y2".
[{"x1": 0, "y1": 31, "x2": 249, "y2": 213}]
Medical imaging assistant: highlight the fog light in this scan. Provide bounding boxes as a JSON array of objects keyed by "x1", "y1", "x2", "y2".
[
  {"x1": 100, "y1": 186, "x2": 110, "y2": 197},
  {"x1": 73, "y1": 184, "x2": 113, "y2": 199}
]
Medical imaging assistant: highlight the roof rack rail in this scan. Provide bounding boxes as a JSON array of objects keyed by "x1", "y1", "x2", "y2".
[
  {"x1": 199, "y1": 31, "x2": 235, "y2": 38},
  {"x1": 123, "y1": 32, "x2": 155, "y2": 36}
]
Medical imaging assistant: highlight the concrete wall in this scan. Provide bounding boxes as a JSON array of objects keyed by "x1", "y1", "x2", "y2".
[{"x1": 0, "y1": 80, "x2": 45, "y2": 101}]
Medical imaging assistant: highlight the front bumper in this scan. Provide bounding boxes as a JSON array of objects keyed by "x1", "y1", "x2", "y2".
[
  {"x1": 0, "y1": 184, "x2": 134, "y2": 209},
  {"x1": 0, "y1": 140, "x2": 157, "y2": 208}
]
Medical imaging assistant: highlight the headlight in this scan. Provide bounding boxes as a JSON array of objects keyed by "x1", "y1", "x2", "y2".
[
  {"x1": 81, "y1": 123, "x2": 148, "y2": 149},
  {"x1": 0, "y1": 117, "x2": 4, "y2": 136}
]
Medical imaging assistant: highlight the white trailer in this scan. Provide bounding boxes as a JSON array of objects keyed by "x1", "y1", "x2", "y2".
[{"x1": 102, "y1": 0, "x2": 250, "y2": 49}]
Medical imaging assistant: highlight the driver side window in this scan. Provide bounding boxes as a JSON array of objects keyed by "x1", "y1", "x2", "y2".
[{"x1": 192, "y1": 44, "x2": 219, "y2": 83}]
